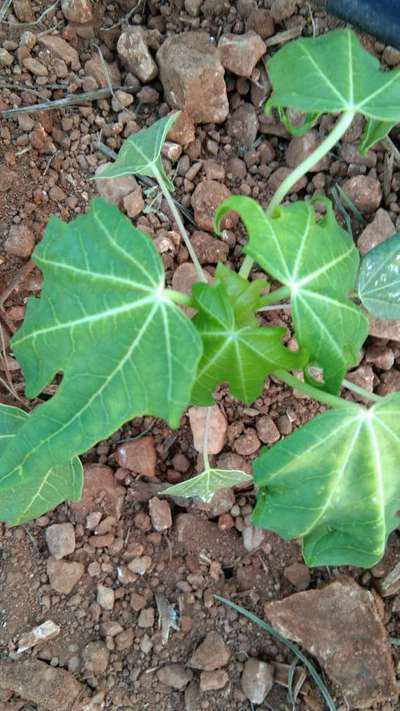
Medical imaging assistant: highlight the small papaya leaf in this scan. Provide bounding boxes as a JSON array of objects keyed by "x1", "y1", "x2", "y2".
[
  {"x1": 94, "y1": 113, "x2": 180, "y2": 191},
  {"x1": 252, "y1": 393, "x2": 400, "y2": 568},
  {"x1": 277, "y1": 107, "x2": 321, "y2": 136},
  {"x1": 162, "y1": 468, "x2": 251, "y2": 503},
  {"x1": 0, "y1": 404, "x2": 82, "y2": 525},
  {"x1": 216, "y1": 195, "x2": 368, "y2": 394},
  {"x1": 265, "y1": 29, "x2": 400, "y2": 132},
  {"x1": 358, "y1": 234, "x2": 400, "y2": 319},
  {"x1": 215, "y1": 263, "x2": 268, "y2": 327},
  {"x1": 359, "y1": 118, "x2": 396, "y2": 154},
  {"x1": 0, "y1": 198, "x2": 202, "y2": 515},
  {"x1": 190, "y1": 280, "x2": 306, "y2": 405}
]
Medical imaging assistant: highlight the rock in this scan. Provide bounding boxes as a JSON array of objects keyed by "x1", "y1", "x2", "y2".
[
  {"x1": 256, "y1": 415, "x2": 280, "y2": 445},
  {"x1": 189, "y1": 405, "x2": 227, "y2": 455},
  {"x1": 175, "y1": 513, "x2": 245, "y2": 566},
  {"x1": 246, "y1": 9, "x2": 275, "y2": 38},
  {"x1": 17, "y1": 620, "x2": 60, "y2": 653},
  {"x1": 365, "y1": 345, "x2": 394, "y2": 371},
  {"x1": 200, "y1": 669, "x2": 229, "y2": 691},
  {"x1": 61, "y1": 0, "x2": 93, "y2": 23},
  {"x1": 286, "y1": 130, "x2": 328, "y2": 172},
  {"x1": 185, "y1": 0, "x2": 203, "y2": 15},
  {"x1": 0, "y1": 658, "x2": 83, "y2": 710},
  {"x1": 191, "y1": 181, "x2": 238, "y2": 233},
  {"x1": 242, "y1": 525, "x2": 265, "y2": 552},
  {"x1": 377, "y1": 368, "x2": 400, "y2": 396},
  {"x1": 157, "y1": 32, "x2": 229, "y2": 124},
  {"x1": 238, "y1": 0, "x2": 257, "y2": 17},
  {"x1": 39, "y1": 35, "x2": 80, "y2": 69},
  {"x1": 22, "y1": 57, "x2": 48, "y2": 76},
  {"x1": 45, "y1": 523, "x2": 75, "y2": 560},
  {"x1": 168, "y1": 111, "x2": 196, "y2": 145},
  {"x1": 342, "y1": 175, "x2": 382, "y2": 213},
  {"x1": 190, "y1": 631, "x2": 230, "y2": 671},
  {"x1": 95, "y1": 163, "x2": 138, "y2": 206},
  {"x1": 47, "y1": 558, "x2": 84, "y2": 594},
  {"x1": 82, "y1": 641, "x2": 109, "y2": 674},
  {"x1": 12, "y1": 0, "x2": 33, "y2": 22},
  {"x1": 85, "y1": 55, "x2": 121, "y2": 89},
  {"x1": 0, "y1": 166, "x2": 17, "y2": 193},
  {"x1": 149, "y1": 497, "x2": 172, "y2": 531},
  {"x1": 346, "y1": 365, "x2": 375, "y2": 402},
  {"x1": 268, "y1": 166, "x2": 307, "y2": 194},
  {"x1": 369, "y1": 317, "x2": 400, "y2": 341},
  {"x1": 241, "y1": 658, "x2": 274, "y2": 704},
  {"x1": 123, "y1": 187, "x2": 144, "y2": 218},
  {"x1": 339, "y1": 143, "x2": 377, "y2": 167},
  {"x1": 4, "y1": 225, "x2": 35, "y2": 258},
  {"x1": 218, "y1": 32, "x2": 266, "y2": 78},
  {"x1": 357, "y1": 208, "x2": 395, "y2": 255},
  {"x1": 171, "y1": 262, "x2": 202, "y2": 317},
  {"x1": 115, "y1": 628, "x2": 134, "y2": 650},
  {"x1": 128, "y1": 555, "x2": 152, "y2": 575},
  {"x1": 283, "y1": 562, "x2": 311, "y2": 591},
  {"x1": 265, "y1": 577, "x2": 398, "y2": 708},
  {"x1": 97, "y1": 584, "x2": 115, "y2": 610},
  {"x1": 383, "y1": 46, "x2": 400, "y2": 66},
  {"x1": 116, "y1": 435, "x2": 157, "y2": 477},
  {"x1": 0, "y1": 48, "x2": 14, "y2": 66},
  {"x1": 138, "y1": 607, "x2": 155, "y2": 628},
  {"x1": 233, "y1": 428, "x2": 261, "y2": 455},
  {"x1": 227, "y1": 103, "x2": 258, "y2": 149},
  {"x1": 271, "y1": 0, "x2": 297, "y2": 22},
  {"x1": 69, "y1": 464, "x2": 125, "y2": 522},
  {"x1": 157, "y1": 664, "x2": 193, "y2": 690},
  {"x1": 194, "y1": 487, "x2": 236, "y2": 518},
  {"x1": 191, "y1": 230, "x2": 229, "y2": 264},
  {"x1": 117, "y1": 27, "x2": 158, "y2": 82}
]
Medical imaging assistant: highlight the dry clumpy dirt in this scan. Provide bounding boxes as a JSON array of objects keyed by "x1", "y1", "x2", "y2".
[{"x1": 1, "y1": 0, "x2": 400, "y2": 709}]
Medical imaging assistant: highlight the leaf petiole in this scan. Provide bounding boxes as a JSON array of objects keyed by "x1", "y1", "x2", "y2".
[
  {"x1": 259, "y1": 286, "x2": 291, "y2": 307},
  {"x1": 275, "y1": 370, "x2": 359, "y2": 411},
  {"x1": 154, "y1": 168, "x2": 207, "y2": 283},
  {"x1": 342, "y1": 378, "x2": 383, "y2": 403},
  {"x1": 164, "y1": 289, "x2": 193, "y2": 307}
]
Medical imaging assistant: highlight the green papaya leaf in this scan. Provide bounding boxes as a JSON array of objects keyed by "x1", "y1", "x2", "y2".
[
  {"x1": 191, "y1": 278, "x2": 306, "y2": 405},
  {"x1": 358, "y1": 234, "x2": 400, "y2": 319},
  {"x1": 95, "y1": 113, "x2": 179, "y2": 191},
  {"x1": 0, "y1": 198, "x2": 201, "y2": 515},
  {"x1": 359, "y1": 118, "x2": 396, "y2": 154},
  {"x1": 252, "y1": 394, "x2": 400, "y2": 568},
  {"x1": 215, "y1": 196, "x2": 368, "y2": 394},
  {"x1": 162, "y1": 468, "x2": 251, "y2": 503},
  {"x1": 0, "y1": 404, "x2": 82, "y2": 525},
  {"x1": 265, "y1": 29, "x2": 400, "y2": 147}
]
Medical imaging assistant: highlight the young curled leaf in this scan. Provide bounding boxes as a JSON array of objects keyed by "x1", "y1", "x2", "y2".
[
  {"x1": 0, "y1": 404, "x2": 82, "y2": 525},
  {"x1": 215, "y1": 195, "x2": 368, "y2": 394},
  {"x1": 95, "y1": 113, "x2": 180, "y2": 191},
  {"x1": 265, "y1": 29, "x2": 400, "y2": 150},
  {"x1": 190, "y1": 272, "x2": 306, "y2": 405},
  {"x1": 252, "y1": 394, "x2": 400, "y2": 568},
  {"x1": 358, "y1": 233, "x2": 400, "y2": 319},
  {"x1": 0, "y1": 198, "x2": 201, "y2": 517},
  {"x1": 162, "y1": 468, "x2": 251, "y2": 503}
]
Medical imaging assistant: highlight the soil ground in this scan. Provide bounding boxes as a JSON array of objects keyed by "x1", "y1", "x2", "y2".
[{"x1": 1, "y1": 1, "x2": 400, "y2": 709}]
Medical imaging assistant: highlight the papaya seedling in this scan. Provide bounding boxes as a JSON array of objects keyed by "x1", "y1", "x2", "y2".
[{"x1": 1, "y1": 28, "x2": 400, "y2": 568}]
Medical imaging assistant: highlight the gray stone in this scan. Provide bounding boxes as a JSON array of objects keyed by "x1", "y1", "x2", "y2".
[
  {"x1": 45, "y1": 523, "x2": 75, "y2": 560},
  {"x1": 241, "y1": 658, "x2": 274, "y2": 704},
  {"x1": 358, "y1": 208, "x2": 395, "y2": 255},
  {"x1": 117, "y1": 27, "x2": 158, "y2": 82},
  {"x1": 227, "y1": 103, "x2": 258, "y2": 149},
  {"x1": 190, "y1": 631, "x2": 230, "y2": 671},
  {"x1": 157, "y1": 663, "x2": 193, "y2": 690},
  {"x1": 95, "y1": 163, "x2": 138, "y2": 206}
]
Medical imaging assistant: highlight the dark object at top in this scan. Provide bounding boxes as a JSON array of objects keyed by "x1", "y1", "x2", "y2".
[{"x1": 325, "y1": 0, "x2": 400, "y2": 50}]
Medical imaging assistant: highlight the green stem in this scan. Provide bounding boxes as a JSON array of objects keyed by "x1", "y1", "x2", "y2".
[
  {"x1": 240, "y1": 110, "x2": 356, "y2": 279},
  {"x1": 238, "y1": 254, "x2": 254, "y2": 279},
  {"x1": 259, "y1": 286, "x2": 291, "y2": 307},
  {"x1": 275, "y1": 370, "x2": 359, "y2": 411},
  {"x1": 165, "y1": 289, "x2": 193, "y2": 307},
  {"x1": 342, "y1": 379, "x2": 382, "y2": 403},
  {"x1": 268, "y1": 110, "x2": 355, "y2": 214},
  {"x1": 155, "y1": 170, "x2": 207, "y2": 283}
]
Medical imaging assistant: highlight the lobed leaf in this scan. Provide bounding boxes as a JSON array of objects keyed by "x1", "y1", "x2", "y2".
[
  {"x1": 95, "y1": 113, "x2": 179, "y2": 190},
  {"x1": 190, "y1": 268, "x2": 306, "y2": 405},
  {"x1": 265, "y1": 29, "x2": 400, "y2": 149},
  {"x1": 216, "y1": 196, "x2": 368, "y2": 393},
  {"x1": 252, "y1": 394, "x2": 400, "y2": 568},
  {"x1": 358, "y1": 234, "x2": 400, "y2": 319},
  {"x1": 0, "y1": 198, "x2": 202, "y2": 517},
  {"x1": 162, "y1": 468, "x2": 251, "y2": 503},
  {"x1": 0, "y1": 404, "x2": 82, "y2": 524}
]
